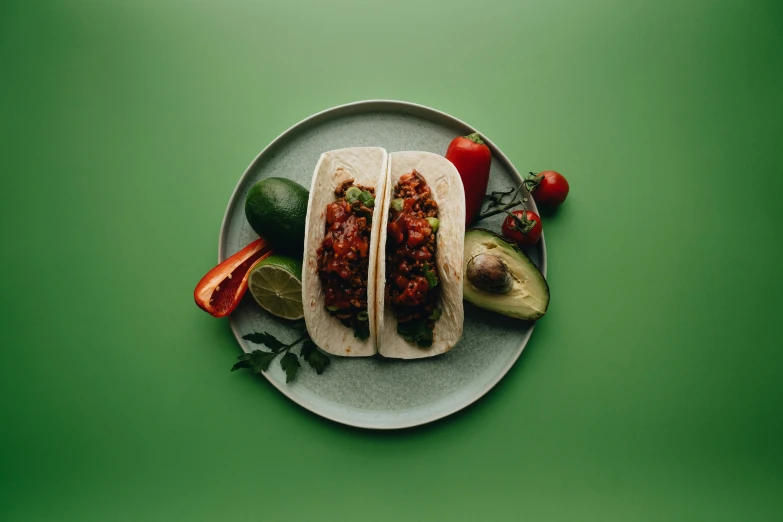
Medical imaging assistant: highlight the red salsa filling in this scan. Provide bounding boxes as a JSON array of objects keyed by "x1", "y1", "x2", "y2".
[
  {"x1": 316, "y1": 179, "x2": 375, "y2": 340},
  {"x1": 385, "y1": 170, "x2": 441, "y2": 347}
]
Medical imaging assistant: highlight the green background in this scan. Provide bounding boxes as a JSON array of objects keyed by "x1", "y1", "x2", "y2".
[{"x1": 2, "y1": 0, "x2": 781, "y2": 520}]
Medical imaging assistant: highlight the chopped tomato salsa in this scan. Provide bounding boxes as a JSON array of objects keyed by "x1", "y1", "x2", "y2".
[
  {"x1": 385, "y1": 170, "x2": 441, "y2": 342},
  {"x1": 316, "y1": 179, "x2": 375, "y2": 340}
]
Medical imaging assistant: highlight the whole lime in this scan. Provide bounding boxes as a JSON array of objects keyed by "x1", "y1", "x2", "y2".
[{"x1": 244, "y1": 177, "x2": 309, "y2": 254}]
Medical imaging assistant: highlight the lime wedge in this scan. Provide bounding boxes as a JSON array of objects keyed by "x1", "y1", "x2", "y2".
[{"x1": 247, "y1": 255, "x2": 304, "y2": 320}]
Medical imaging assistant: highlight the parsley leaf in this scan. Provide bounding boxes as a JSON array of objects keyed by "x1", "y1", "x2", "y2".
[
  {"x1": 299, "y1": 339, "x2": 315, "y2": 360},
  {"x1": 397, "y1": 319, "x2": 425, "y2": 343},
  {"x1": 397, "y1": 319, "x2": 433, "y2": 348},
  {"x1": 242, "y1": 332, "x2": 287, "y2": 352},
  {"x1": 417, "y1": 327, "x2": 434, "y2": 348},
  {"x1": 280, "y1": 352, "x2": 301, "y2": 383},
  {"x1": 308, "y1": 349, "x2": 331, "y2": 375},
  {"x1": 354, "y1": 321, "x2": 370, "y2": 341},
  {"x1": 231, "y1": 353, "x2": 253, "y2": 371},
  {"x1": 300, "y1": 340, "x2": 331, "y2": 375},
  {"x1": 245, "y1": 350, "x2": 277, "y2": 373},
  {"x1": 233, "y1": 330, "x2": 331, "y2": 382}
]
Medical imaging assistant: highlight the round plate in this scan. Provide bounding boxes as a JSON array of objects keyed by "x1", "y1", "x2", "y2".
[{"x1": 220, "y1": 100, "x2": 546, "y2": 429}]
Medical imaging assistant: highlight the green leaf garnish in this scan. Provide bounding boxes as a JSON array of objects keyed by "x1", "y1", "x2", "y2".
[
  {"x1": 397, "y1": 319, "x2": 423, "y2": 342},
  {"x1": 242, "y1": 332, "x2": 287, "y2": 352},
  {"x1": 354, "y1": 321, "x2": 370, "y2": 340},
  {"x1": 280, "y1": 352, "x2": 301, "y2": 383},
  {"x1": 233, "y1": 330, "x2": 330, "y2": 382},
  {"x1": 396, "y1": 319, "x2": 424, "y2": 345},
  {"x1": 231, "y1": 350, "x2": 278, "y2": 373},
  {"x1": 417, "y1": 327, "x2": 433, "y2": 348},
  {"x1": 397, "y1": 319, "x2": 435, "y2": 348},
  {"x1": 300, "y1": 340, "x2": 331, "y2": 375}
]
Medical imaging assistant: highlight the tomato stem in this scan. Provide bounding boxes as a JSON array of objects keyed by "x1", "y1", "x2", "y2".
[
  {"x1": 502, "y1": 209, "x2": 535, "y2": 234},
  {"x1": 476, "y1": 199, "x2": 525, "y2": 221},
  {"x1": 523, "y1": 172, "x2": 542, "y2": 192},
  {"x1": 474, "y1": 172, "x2": 544, "y2": 223},
  {"x1": 464, "y1": 132, "x2": 485, "y2": 145}
]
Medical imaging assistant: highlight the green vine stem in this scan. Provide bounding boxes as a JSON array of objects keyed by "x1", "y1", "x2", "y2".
[{"x1": 474, "y1": 172, "x2": 541, "y2": 223}]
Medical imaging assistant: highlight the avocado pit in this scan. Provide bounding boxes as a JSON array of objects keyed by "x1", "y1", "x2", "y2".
[{"x1": 466, "y1": 253, "x2": 513, "y2": 294}]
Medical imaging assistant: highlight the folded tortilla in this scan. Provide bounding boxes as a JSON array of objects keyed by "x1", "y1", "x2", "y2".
[
  {"x1": 303, "y1": 148, "x2": 465, "y2": 359},
  {"x1": 302, "y1": 147, "x2": 388, "y2": 357},
  {"x1": 376, "y1": 151, "x2": 466, "y2": 359}
]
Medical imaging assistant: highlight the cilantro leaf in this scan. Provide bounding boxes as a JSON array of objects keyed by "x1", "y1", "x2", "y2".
[
  {"x1": 397, "y1": 319, "x2": 425, "y2": 343},
  {"x1": 235, "y1": 331, "x2": 330, "y2": 382},
  {"x1": 299, "y1": 339, "x2": 315, "y2": 359},
  {"x1": 280, "y1": 352, "x2": 301, "y2": 383},
  {"x1": 397, "y1": 319, "x2": 433, "y2": 348},
  {"x1": 354, "y1": 321, "x2": 370, "y2": 341},
  {"x1": 417, "y1": 327, "x2": 434, "y2": 348},
  {"x1": 232, "y1": 350, "x2": 278, "y2": 373},
  {"x1": 250, "y1": 350, "x2": 278, "y2": 372},
  {"x1": 242, "y1": 332, "x2": 286, "y2": 352},
  {"x1": 231, "y1": 353, "x2": 253, "y2": 371},
  {"x1": 300, "y1": 340, "x2": 330, "y2": 375},
  {"x1": 307, "y1": 349, "x2": 330, "y2": 375}
]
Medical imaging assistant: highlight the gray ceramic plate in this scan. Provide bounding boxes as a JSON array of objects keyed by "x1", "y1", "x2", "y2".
[{"x1": 220, "y1": 100, "x2": 546, "y2": 429}]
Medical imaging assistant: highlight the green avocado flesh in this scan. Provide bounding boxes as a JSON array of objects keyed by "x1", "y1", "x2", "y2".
[{"x1": 463, "y1": 229, "x2": 550, "y2": 320}]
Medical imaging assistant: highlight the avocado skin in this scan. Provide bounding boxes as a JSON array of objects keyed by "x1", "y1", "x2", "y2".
[{"x1": 463, "y1": 228, "x2": 550, "y2": 320}]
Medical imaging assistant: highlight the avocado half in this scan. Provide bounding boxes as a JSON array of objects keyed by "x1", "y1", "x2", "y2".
[{"x1": 463, "y1": 229, "x2": 550, "y2": 320}]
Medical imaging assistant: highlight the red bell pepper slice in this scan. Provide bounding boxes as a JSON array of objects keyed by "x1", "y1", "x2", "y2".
[{"x1": 194, "y1": 238, "x2": 273, "y2": 318}]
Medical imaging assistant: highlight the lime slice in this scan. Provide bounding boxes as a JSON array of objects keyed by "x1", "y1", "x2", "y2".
[{"x1": 247, "y1": 255, "x2": 304, "y2": 320}]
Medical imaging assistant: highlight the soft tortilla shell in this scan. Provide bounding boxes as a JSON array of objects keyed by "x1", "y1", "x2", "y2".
[
  {"x1": 376, "y1": 151, "x2": 465, "y2": 359},
  {"x1": 302, "y1": 147, "x2": 388, "y2": 357}
]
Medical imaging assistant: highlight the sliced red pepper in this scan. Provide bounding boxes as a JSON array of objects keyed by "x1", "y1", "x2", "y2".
[{"x1": 194, "y1": 238, "x2": 273, "y2": 318}]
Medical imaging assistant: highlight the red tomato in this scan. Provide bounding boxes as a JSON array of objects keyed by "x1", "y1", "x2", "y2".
[
  {"x1": 194, "y1": 238, "x2": 273, "y2": 317},
  {"x1": 445, "y1": 133, "x2": 491, "y2": 225},
  {"x1": 533, "y1": 171, "x2": 569, "y2": 207},
  {"x1": 326, "y1": 201, "x2": 349, "y2": 224},
  {"x1": 502, "y1": 210, "x2": 543, "y2": 247}
]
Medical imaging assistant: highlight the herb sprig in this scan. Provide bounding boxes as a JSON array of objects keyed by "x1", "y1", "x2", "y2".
[
  {"x1": 476, "y1": 172, "x2": 542, "y2": 222},
  {"x1": 232, "y1": 324, "x2": 330, "y2": 383},
  {"x1": 397, "y1": 319, "x2": 434, "y2": 348}
]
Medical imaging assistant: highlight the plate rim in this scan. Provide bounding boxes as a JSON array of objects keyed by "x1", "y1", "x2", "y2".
[{"x1": 218, "y1": 99, "x2": 547, "y2": 430}]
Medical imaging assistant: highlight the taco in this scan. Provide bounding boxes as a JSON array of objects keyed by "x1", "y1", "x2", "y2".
[
  {"x1": 302, "y1": 147, "x2": 388, "y2": 357},
  {"x1": 375, "y1": 151, "x2": 466, "y2": 359}
]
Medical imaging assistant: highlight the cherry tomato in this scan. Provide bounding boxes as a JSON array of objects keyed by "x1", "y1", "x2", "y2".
[
  {"x1": 533, "y1": 171, "x2": 569, "y2": 207},
  {"x1": 501, "y1": 210, "x2": 543, "y2": 247}
]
